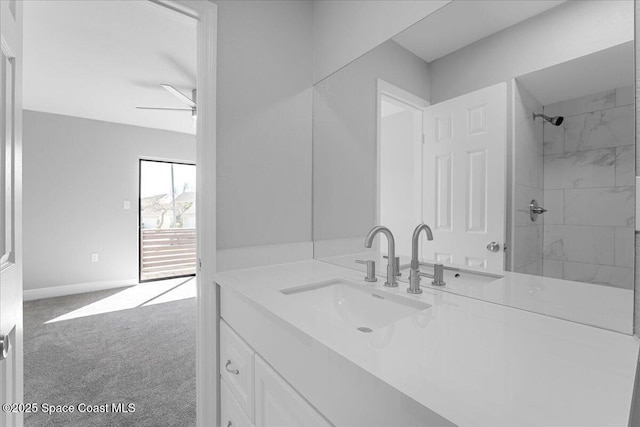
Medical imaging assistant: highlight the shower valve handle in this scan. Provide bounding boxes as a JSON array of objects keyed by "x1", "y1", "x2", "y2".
[{"x1": 529, "y1": 199, "x2": 547, "y2": 222}]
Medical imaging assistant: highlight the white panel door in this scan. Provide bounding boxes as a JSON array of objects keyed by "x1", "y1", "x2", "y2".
[
  {"x1": 422, "y1": 83, "x2": 506, "y2": 272},
  {"x1": 254, "y1": 356, "x2": 331, "y2": 427},
  {"x1": 0, "y1": 0, "x2": 23, "y2": 426}
]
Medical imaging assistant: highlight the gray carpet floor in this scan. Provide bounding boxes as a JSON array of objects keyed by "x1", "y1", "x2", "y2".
[{"x1": 23, "y1": 283, "x2": 196, "y2": 427}]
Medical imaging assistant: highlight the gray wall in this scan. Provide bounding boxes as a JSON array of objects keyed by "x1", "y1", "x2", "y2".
[
  {"x1": 215, "y1": 0, "x2": 313, "y2": 250},
  {"x1": 214, "y1": 0, "x2": 450, "y2": 249},
  {"x1": 429, "y1": 1, "x2": 633, "y2": 104},
  {"x1": 23, "y1": 110, "x2": 195, "y2": 290},
  {"x1": 312, "y1": 0, "x2": 449, "y2": 83},
  {"x1": 313, "y1": 40, "x2": 429, "y2": 241}
]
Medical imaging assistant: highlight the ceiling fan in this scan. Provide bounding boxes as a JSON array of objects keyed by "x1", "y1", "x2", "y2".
[{"x1": 136, "y1": 84, "x2": 197, "y2": 118}]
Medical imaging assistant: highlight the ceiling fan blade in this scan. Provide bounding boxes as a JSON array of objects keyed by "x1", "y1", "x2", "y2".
[
  {"x1": 136, "y1": 107, "x2": 192, "y2": 111},
  {"x1": 160, "y1": 84, "x2": 196, "y2": 108}
]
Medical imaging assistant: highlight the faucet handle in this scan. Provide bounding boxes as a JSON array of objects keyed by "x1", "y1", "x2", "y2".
[
  {"x1": 355, "y1": 260, "x2": 377, "y2": 282},
  {"x1": 421, "y1": 264, "x2": 446, "y2": 286},
  {"x1": 383, "y1": 255, "x2": 402, "y2": 277}
]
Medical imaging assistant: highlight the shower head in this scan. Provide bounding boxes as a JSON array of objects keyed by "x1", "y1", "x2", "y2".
[{"x1": 533, "y1": 113, "x2": 564, "y2": 126}]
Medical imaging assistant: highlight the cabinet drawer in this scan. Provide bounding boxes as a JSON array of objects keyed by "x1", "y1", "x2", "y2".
[
  {"x1": 221, "y1": 378, "x2": 255, "y2": 427},
  {"x1": 254, "y1": 355, "x2": 332, "y2": 427},
  {"x1": 220, "y1": 320, "x2": 255, "y2": 421}
]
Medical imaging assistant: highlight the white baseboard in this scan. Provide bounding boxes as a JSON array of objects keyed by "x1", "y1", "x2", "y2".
[
  {"x1": 24, "y1": 241, "x2": 314, "y2": 300},
  {"x1": 24, "y1": 279, "x2": 139, "y2": 301},
  {"x1": 217, "y1": 241, "x2": 314, "y2": 272}
]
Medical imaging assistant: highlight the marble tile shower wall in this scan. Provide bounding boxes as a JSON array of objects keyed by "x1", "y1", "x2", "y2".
[
  {"x1": 542, "y1": 86, "x2": 635, "y2": 289},
  {"x1": 513, "y1": 81, "x2": 544, "y2": 276}
]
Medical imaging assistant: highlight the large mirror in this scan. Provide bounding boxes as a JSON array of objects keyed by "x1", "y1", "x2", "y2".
[{"x1": 312, "y1": 0, "x2": 635, "y2": 333}]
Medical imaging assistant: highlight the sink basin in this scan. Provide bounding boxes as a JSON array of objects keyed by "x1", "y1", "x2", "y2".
[{"x1": 280, "y1": 279, "x2": 430, "y2": 331}]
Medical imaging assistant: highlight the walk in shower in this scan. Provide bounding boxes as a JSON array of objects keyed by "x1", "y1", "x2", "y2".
[{"x1": 512, "y1": 44, "x2": 635, "y2": 290}]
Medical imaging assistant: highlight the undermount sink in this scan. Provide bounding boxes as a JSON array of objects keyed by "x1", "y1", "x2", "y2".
[{"x1": 280, "y1": 278, "x2": 430, "y2": 332}]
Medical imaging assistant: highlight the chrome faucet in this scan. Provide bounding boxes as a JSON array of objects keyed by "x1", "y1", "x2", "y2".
[
  {"x1": 408, "y1": 223, "x2": 445, "y2": 294},
  {"x1": 364, "y1": 226, "x2": 397, "y2": 287}
]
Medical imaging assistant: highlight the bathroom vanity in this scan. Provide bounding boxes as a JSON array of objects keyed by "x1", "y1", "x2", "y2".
[
  {"x1": 216, "y1": 260, "x2": 639, "y2": 426},
  {"x1": 215, "y1": 1, "x2": 639, "y2": 425}
]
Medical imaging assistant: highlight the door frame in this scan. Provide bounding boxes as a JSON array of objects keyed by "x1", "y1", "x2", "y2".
[
  {"x1": 137, "y1": 158, "x2": 197, "y2": 283},
  {"x1": 150, "y1": 2, "x2": 217, "y2": 426},
  {"x1": 1, "y1": 0, "x2": 23, "y2": 425},
  {"x1": 375, "y1": 79, "x2": 429, "y2": 251}
]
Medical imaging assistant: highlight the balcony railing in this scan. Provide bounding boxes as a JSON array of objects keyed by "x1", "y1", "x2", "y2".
[{"x1": 140, "y1": 228, "x2": 196, "y2": 281}]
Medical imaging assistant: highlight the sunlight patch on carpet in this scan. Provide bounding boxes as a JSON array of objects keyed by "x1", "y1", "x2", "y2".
[{"x1": 45, "y1": 278, "x2": 196, "y2": 323}]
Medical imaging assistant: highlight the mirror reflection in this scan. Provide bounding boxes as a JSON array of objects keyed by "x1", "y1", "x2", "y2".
[{"x1": 312, "y1": 0, "x2": 635, "y2": 333}]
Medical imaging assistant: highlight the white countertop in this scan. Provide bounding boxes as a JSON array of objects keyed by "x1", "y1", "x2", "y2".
[
  {"x1": 215, "y1": 260, "x2": 639, "y2": 427},
  {"x1": 321, "y1": 252, "x2": 634, "y2": 334}
]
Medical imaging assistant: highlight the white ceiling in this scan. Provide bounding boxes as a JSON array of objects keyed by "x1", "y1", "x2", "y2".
[
  {"x1": 24, "y1": 1, "x2": 197, "y2": 135},
  {"x1": 393, "y1": 0, "x2": 566, "y2": 63},
  {"x1": 517, "y1": 41, "x2": 634, "y2": 106}
]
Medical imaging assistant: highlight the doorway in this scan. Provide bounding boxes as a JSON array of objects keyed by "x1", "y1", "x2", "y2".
[
  {"x1": 377, "y1": 80, "x2": 428, "y2": 257},
  {"x1": 19, "y1": 1, "x2": 217, "y2": 425},
  {"x1": 139, "y1": 159, "x2": 197, "y2": 282},
  {"x1": 379, "y1": 94, "x2": 424, "y2": 256}
]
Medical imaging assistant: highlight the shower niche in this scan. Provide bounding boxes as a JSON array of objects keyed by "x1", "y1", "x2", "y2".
[{"x1": 513, "y1": 42, "x2": 634, "y2": 290}]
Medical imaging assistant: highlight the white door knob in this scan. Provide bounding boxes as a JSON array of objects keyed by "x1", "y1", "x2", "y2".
[{"x1": 486, "y1": 242, "x2": 500, "y2": 252}]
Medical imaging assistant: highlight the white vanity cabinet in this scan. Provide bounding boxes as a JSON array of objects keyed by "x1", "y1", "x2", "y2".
[
  {"x1": 220, "y1": 319, "x2": 331, "y2": 427},
  {"x1": 221, "y1": 379, "x2": 254, "y2": 427},
  {"x1": 254, "y1": 356, "x2": 331, "y2": 427},
  {"x1": 219, "y1": 284, "x2": 456, "y2": 426},
  {"x1": 220, "y1": 321, "x2": 255, "y2": 421}
]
